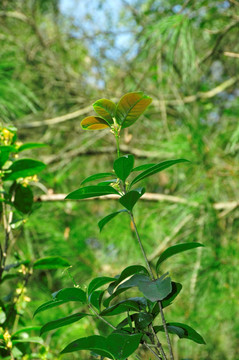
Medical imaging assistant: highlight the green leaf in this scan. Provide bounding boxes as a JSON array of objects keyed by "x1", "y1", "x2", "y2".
[
  {"x1": 107, "y1": 265, "x2": 149, "y2": 295},
  {"x1": 104, "y1": 287, "x2": 133, "y2": 308},
  {"x1": 152, "y1": 282, "x2": 182, "y2": 318},
  {"x1": 13, "y1": 184, "x2": 33, "y2": 214},
  {"x1": 98, "y1": 210, "x2": 128, "y2": 232},
  {"x1": 89, "y1": 290, "x2": 105, "y2": 311},
  {"x1": 61, "y1": 331, "x2": 142, "y2": 360},
  {"x1": 3, "y1": 159, "x2": 46, "y2": 181},
  {"x1": 100, "y1": 300, "x2": 141, "y2": 316},
  {"x1": 0, "y1": 145, "x2": 16, "y2": 167},
  {"x1": 133, "y1": 312, "x2": 153, "y2": 330},
  {"x1": 115, "y1": 92, "x2": 152, "y2": 129},
  {"x1": 113, "y1": 155, "x2": 134, "y2": 182},
  {"x1": 93, "y1": 99, "x2": 116, "y2": 125},
  {"x1": 132, "y1": 163, "x2": 155, "y2": 172},
  {"x1": 107, "y1": 331, "x2": 142, "y2": 360},
  {"x1": 130, "y1": 159, "x2": 189, "y2": 187},
  {"x1": 34, "y1": 299, "x2": 69, "y2": 317},
  {"x1": 61, "y1": 335, "x2": 114, "y2": 358},
  {"x1": 53, "y1": 288, "x2": 87, "y2": 303},
  {"x1": 12, "y1": 337, "x2": 43, "y2": 345},
  {"x1": 33, "y1": 256, "x2": 70, "y2": 270},
  {"x1": 81, "y1": 172, "x2": 115, "y2": 185},
  {"x1": 88, "y1": 277, "x2": 116, "y2": 297},
  {"x1": 17, "y1": 143, "x2": 46, "y2": 152},
  {"x1": 12, "y1": 326, "x2": 41, "y2": 337},
  {"x1": 40, "y1": 313, "x2": 90, "y2": 335},
  {"x1": 154, "y1": 322, "x2": 206, "y2": 344},
  {"x1": 81, "y1": 116, "x2": 110, "y2": 130},
  {"x1": 117, "y1": 273, "x2": 172, "y2": 302},
  {"x1": 156, "y1": 242, "x2": 204, "y2": 272},
  {"x1": 65, "y1": 185, "x2": 119, "y2": 200},
  {"x1": 119, "y1": 187, "x2": 145, "y2": 211}
]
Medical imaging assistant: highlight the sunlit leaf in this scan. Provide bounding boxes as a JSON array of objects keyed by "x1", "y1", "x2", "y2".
[
  {"x1": 40, "y1": 313, "x2": 90, "y2": 335},
  {"x1": 81, "y1": 172, "x2": 114, "y2": 185},
  {"x1": 132, "y1": 163, "x2": 155, "y2": 172},
  {"x1": 115, "y1": 92, "x2": 152, "y2": 128},
  {"x1": 93, "y1": 99, "x2": 116, "y2": 124},
  {"x1": 65, "y1": 185, "x2": 119, "y2": 200},
  {"x1": 98, "y1": 209, "x2": 128, "y2": 232},
  {"x1": 119, "y1": 187, "x2": 145, "y2": 211},
  {"x1": 156, "y1": 242, "x2": 204, "y2": 272},
  {"x1": 33, "y1": 256, "x2": 70, "y2": 270},
  {"x1": 34, "y1": 300, "x2": 69, "y2": 317},
  {"x1": 130, "y1": 159, "x2": 189, "y2": 187},
  {"x1": 81, "y1": 116, "x2": 110, "y2": 130},
  {"x1": 17, "y1": 143, "x2": 47, "y2": 152},
  {"x1": 52, "y1": 288, "x2": 87, "y2": 303},
  {"x1": 3, "y1": 159, "x2": 46, "y2": 181}
]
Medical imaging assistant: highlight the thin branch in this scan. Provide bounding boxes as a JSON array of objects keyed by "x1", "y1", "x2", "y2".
[{"x1": 224, "y1": 51, "x2": 239, "y2": 58}]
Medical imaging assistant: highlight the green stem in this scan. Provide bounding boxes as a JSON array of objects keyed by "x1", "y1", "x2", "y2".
[
  {"x1": 129, "y1": 211, "x2": 174, "y2": 360},
  {"x1": 115, "y1": 133, "x2": 120, "y2": 158},
  {"x1": 144, "y1": 342, "x2": 162, "y2": 360},
  {"x1": 88, "y1": 304, "x2": 116, "y2": 330},
  {"x1": 129, "y1": 212, "x2": 154, "y2": 279}
]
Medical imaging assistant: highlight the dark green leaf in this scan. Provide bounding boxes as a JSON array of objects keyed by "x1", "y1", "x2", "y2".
[
  {"x1": 98, "y1": 210, "x2": 128, "y2": 232},
  {"x1": 89, "y1": 290, "x2": 105, "y2": 311},
  {"x1": 152, "y1": 282, "x2": 182, "y2": 317},
  {"x1": 107, "y1": 265, "x2": 149, "y2": 295},
  {"x1": 119, "y1": 187, "x2": 145, "y2": 211},
  {"x1": 113, "y1": 155, "x2": 134, "y2": 182},
  {"x1": 88, "y1": 277, "x2": 116, "y2": 297},
  {"x1": 154, "y1": 322, "x2": 206, "y2": 344},
  {"x1": 133, "y1": 312, "x2": 153, "y2": 330},
  {"x1": 3, "y1": 159, "x2": 46, "y2": 181},
  {"x1": 132, "y1": 163, "x2": 155, "y2": 172},
  {"x1": 61, "y1": 331, "x2": 142, "y2": 360},
  {"x1": 93, "y1": 99, "x2": 116, "y2": 125},
  {"x1": 65, "y1": 185, "x2": 119, "y2": 200},
  {"x1": 81, "y1": 172, "x2": 115, "y2": 185},
  {"x1": 100, "y1": 300, "x2": 141, "y2": 316},
  {"x1": 115, "y1": 92, "x2": 152, "y2": 129},
  {"x1": 17, "y1": 143, "x2": 46, "y2": 152},
  {"x1": 130, "y1": 159, "x2": 189, "y2": 187},
  {"x1": 156, "y1": 243, "x2": 204, "y2": 272},
  {"x1": 61, "y1": 335, "x2": 114, "y2": 358},
  {"x1": 33, "y1": 256, "x2": 70, "y2": 270},
  {"x1": 53, "y1": 288, "x2": 87, "y2": 303},
  {"x1": 117, "y1": 273, "x2": 172, "y2": 301},
  {"x1": 40, "y1": 313, "x2": 90, "y2": 335},
  {"x1": 13, "y1": 184, "x2": 33, "y2": 214}
]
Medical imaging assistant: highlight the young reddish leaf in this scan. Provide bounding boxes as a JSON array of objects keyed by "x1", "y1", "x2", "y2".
[
  {"x1": 115, "y1": 92, "x2": 152, "y2": 128},
  {"x1": 93, "y1": 99, "x2": 116, "y2": 124},
  {"x1": 81, "y1": 116, "x2": 110, "y2": 130}
]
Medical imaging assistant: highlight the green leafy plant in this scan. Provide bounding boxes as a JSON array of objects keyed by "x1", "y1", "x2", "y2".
[
  {"x1": 0, "y1": 126, "x2": 71, "y2": 359},
  {"x1": 36, "y1": 92, "x2": 205, "y2": 360}
]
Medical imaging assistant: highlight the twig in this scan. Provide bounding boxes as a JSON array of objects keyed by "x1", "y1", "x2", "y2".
[
  {"x1": 88, "y1": 304, "x2": 116, "y2": 330},
  {"x1": 144, "y1": 342, "x2": 163, "y2": 360},
  {"x1": 224, "y1": 51, "x2": 239, "y2": 58}
]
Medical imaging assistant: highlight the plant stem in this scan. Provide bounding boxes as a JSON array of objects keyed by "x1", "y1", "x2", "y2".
[
  {"x1": 129, "y1": 212, "x2": 154, "y2": 279},
  {"x1": 115, "y1": 133, "x2": 120, "y2": 158},
  {"x1": 88, "y1": 304, "x2": 116, "y2": 330},
  {"x1": 129, "y1": 211, "x2": 174, "y2": 360},
  {"x1": 150, "y1": 324, "x2": 168, "y2": 360},
  {"x1": 158, "y1": 301, "x2": 174, "y2": 360},
  {"x1": 144, "y1": 342, "x2": 162, "y2": 360}
]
